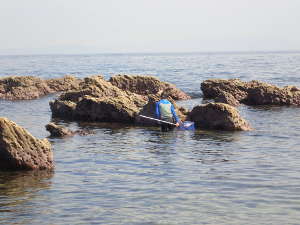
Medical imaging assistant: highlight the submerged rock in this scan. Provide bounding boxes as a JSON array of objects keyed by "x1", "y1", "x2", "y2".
[
  {"x1": 201, "y1": 79, "x2": 300, "y2": 106},
  {"x1": 0, "y1": 117, "x2": 54, "y2": 171},
  {"x1": 45, "y1": 123, "x2": 74, "y2": 137},
  {"x1": 45, "y1": 122, "x2": 95, "y2": 138},
  {"x1": 188, "y1": 103, "x2": 251, "y2": 131},
  {"x1": 109, "y1": 75, "x2": 191, "y2": 100},
  {"x1": 0, "y1": 75, "x2": 81, "y2": 100}
]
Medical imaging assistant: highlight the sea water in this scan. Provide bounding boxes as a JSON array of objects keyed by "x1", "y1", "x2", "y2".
[{"x1": 0, "y1": 52, "x2": 300, "y2": 225}]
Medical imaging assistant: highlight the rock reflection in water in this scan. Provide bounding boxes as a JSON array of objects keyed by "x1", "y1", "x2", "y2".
[{"x1": 0, "y1": 170, "x2": 53, "y2": 217}]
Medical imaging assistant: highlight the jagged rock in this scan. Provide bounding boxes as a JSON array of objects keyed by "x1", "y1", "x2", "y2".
[
  {"x1": 0, "y1": 117, "x2": 54, "y2": 170},
  {"x1": 201, "y1": 79, "x2": 300, "y2": 106},
  {"x1": 46, "y1": 75, "x2": 82, "y2": 92},
  {"x1": 188, "y1": 103, "x2": 251, "y2": 131},
  {"x1": 0, "y1": 75, "x2": 82, "y2": 100},
  {"x1": 45, "y1": 123, "x2": 74, "y2": 137},
  {"x1": 45, "y1": 122, "x2": 95, "y2": 138},
  {"x1": 109, "y1": 75, "x2": 191, "y2": 100},
  {"x1": 50, "y1": 75, "x2": 149, "y2": 122},
  {"x1": 50, "y1": 75, "x2": 186, "y2": 124}
]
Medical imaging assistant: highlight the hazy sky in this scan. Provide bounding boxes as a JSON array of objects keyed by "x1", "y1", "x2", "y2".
[{"x1": 1, "y1": 0, "x2": 300, "y2": 54}]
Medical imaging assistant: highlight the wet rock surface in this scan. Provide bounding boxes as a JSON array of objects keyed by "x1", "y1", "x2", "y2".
[
  {"x1": 50, "y1": 75, "x2": 187, "y2": 124},
  {"x1": 188, "y1": 103, "x2": 251, "y2": 131},
  {"x1": 46, "y1": 123, "x2": 74, "y2": 137},
  {"x1": 0, "y1": 75, "x2": 82, "y2": 100},
  {"x1": 201, "y1": 79, "x2": 300, "y2": 106},
  {"x1": 0, "y1": 117, "x2": 54, "y2": 171}
]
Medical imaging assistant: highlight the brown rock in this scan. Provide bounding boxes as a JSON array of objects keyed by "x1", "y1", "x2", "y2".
[
  {"x1": 50, "y1": 100, "x2": 77, "y2": 119},
  {"x1": 201, "y1": 79, "x2": 300, "y2": 106},
  {"x1": 109, "y1": 74, "x2": 191, "y2": 100},
  {"x1": 0, "y1": 117, "x2": 54, "y2": 171},
  {"x1": 46, "y1": 75, "x2": 82, "y2": 92},
  {"x1": 215, "y1": 91, "x2": 240, "y2": 106},
  {"x1": 50, "y1": 75, "x2": 148, "y2": 122},
  {"x1": 188, "y1": 103, "x2": 251, "y2": 131},
  {"x1": 74, "y1": 95, "x2": 144, "y2": 122},
  {"x1": 45, "y1": 123, "x2": 74, "y2": 137},
  {"x1": 201, "y1": 79, "x2": 248, "y2": 102},
  {"x1": 45, "y1": 122, "x2": 95, "y2": 138},
  {"x1": 0, "y1": 75, "x2": 82, "y2": 100},
  {"x1": 0, "y1": 76, "x2": 51, "y2": 100},
  {"x1": 50, "y1": 75, "x2": 187, "y2": 124}
]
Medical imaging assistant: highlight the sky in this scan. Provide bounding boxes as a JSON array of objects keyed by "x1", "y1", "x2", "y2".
[{"x1": 0, "y1": 0, "x2": 300, "y2": 54}]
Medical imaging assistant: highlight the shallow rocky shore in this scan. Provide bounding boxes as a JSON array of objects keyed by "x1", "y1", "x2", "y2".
[
  {"x1": 50, "y1": 74, "x2": 250, "y2": 131},
  {"x1": 5, "y1": 75, "x2": 300, "y2": 172},
  {"x1": 0, "y1": 75, "x2": 257, "y2": 171}
]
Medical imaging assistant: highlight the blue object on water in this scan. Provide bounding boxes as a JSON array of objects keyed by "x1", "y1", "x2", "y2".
[{"x1": 178, "y1": 121, "x2": 195, "y2": 131}]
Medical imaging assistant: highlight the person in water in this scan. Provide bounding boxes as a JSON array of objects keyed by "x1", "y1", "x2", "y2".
[{"x1": 155, "y1": 99, "x2": 180, "y2": 132}]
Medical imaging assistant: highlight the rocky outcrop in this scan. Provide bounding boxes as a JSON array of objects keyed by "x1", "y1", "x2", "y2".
[
  {"x1": 45, "y1": 122, "x2": 95, "y2": 138},
  {"x1": 188, "y1": 103, "x2": 251, "y2": 131},
  {"x1": 50, "y1": 75, "x2": 149, "y2": 123},
  {"x1": 201, "y1": 79, "x2": 300, "y2": 106},
  {"x1": 109, "y1": 75, "x2": 191, "y2": 100},
  {"x1": 50, "y1": 75, "x2": 187, "y2": 124},
  {"x1": 0, "y1": 75, "x2": 81, "y2": 100},
  {"x1": 0, "y1": 117, "x2": 54, "y2": 171}
]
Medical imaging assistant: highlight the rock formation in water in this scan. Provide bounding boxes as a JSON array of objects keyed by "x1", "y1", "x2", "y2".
[
  {"x1": 109, "y1": 74, "x2": 191, "y2": 100},
  {"x1": 201, "y1": 79, "x2": 300, "y2": 106},
  {"x1": 50, "y1": 75, "x2": 187, "y2": 124},
  {"x1": 188, "y1": 103, "x2": 251, "y2": 131},
  {"x1": 0, "y1": 117, "x2": 54, "y2": 170},
  {"x1": 45, "y1": 122, "x2": 95, "y2": 138},
  {"x1": 45, "y1": 123, "x2": 74, "y2": 137},
  {"x1": 0, "y1": 75, "x2": 82, "y2": 100}
]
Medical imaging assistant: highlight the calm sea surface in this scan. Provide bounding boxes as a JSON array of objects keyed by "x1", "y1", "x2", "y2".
[{"x1": 0, "y1": 52, "x2": 300, "y2": 225}]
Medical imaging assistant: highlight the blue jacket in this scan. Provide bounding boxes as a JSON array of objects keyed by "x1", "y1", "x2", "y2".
[{"x1": 155, "y1": 99, "x2": 179, "y2": 123}]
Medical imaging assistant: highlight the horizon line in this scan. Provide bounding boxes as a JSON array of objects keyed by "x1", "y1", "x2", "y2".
[{"x1": 1, "y1": 50, "x2": 300, "y2": 57}]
